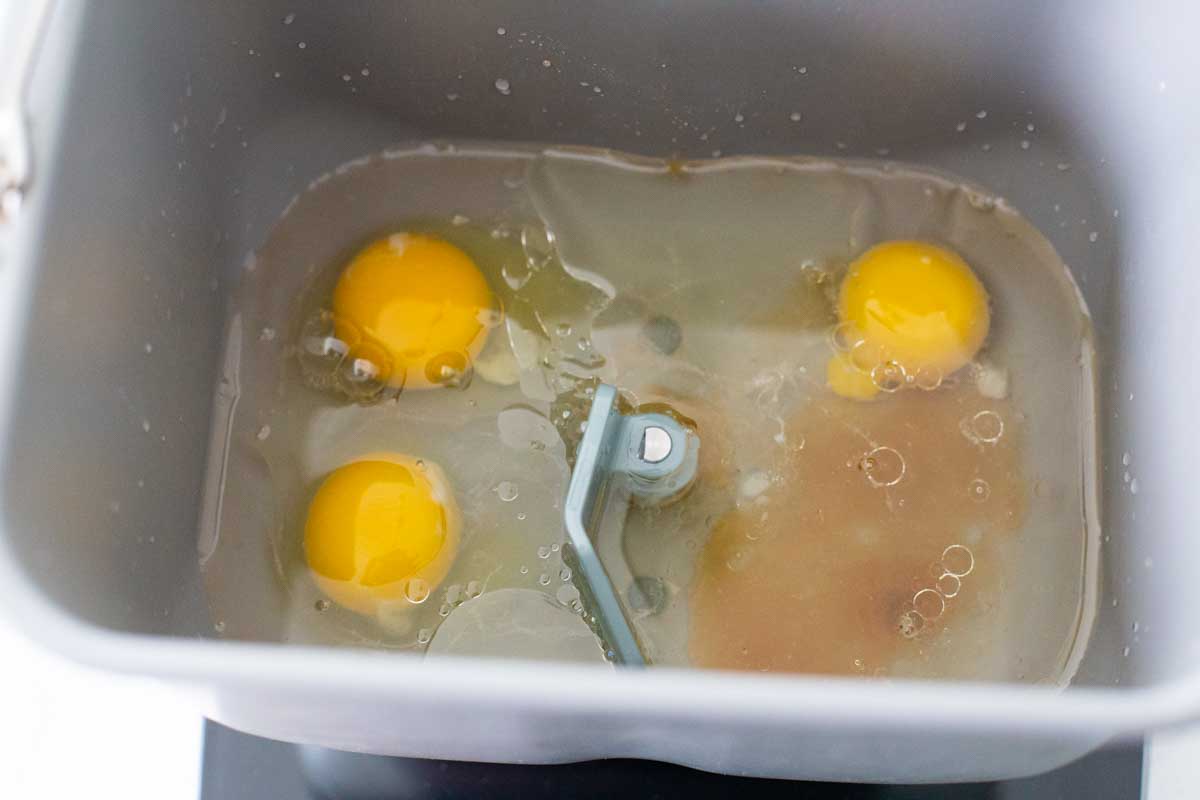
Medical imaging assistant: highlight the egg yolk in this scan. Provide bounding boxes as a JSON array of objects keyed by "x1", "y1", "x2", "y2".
[
  {"x1": 827, "y1": 241, "x2": 990, "y2": 400},
  {"x1": 304, "y1": 455, "x2": 460, "y2": 616},
  {"x1": 332, "y1": 233, "x2": 496, "y2": 390}
]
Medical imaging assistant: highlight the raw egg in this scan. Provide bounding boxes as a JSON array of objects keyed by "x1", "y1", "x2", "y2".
[
  {"x1": 332, "y1": 233, "x2": 496, "y2": 390},
  {"x1": 828, "y1": 241, "x2": 990, "y2": 399},
  {"x1": 304, "y1": 454, "x2": 460, "y2": 616}
]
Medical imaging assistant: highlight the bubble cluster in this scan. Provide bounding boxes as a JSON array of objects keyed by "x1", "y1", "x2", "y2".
[
  {"x1": 826, "y1": 323, "x2": 948, "y2": 395},
  {"x1": 897, "y1": 544, "x2": 975, "y2": 639}
]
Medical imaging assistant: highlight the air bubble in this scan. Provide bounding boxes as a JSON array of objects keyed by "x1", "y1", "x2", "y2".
[
  {"x1": 913, "y1": 588, "x2": 945, "y2": 619},
  {"x1": 495, "y1": 480, "x2": 519, "y2": 502},
  {"x1": 494, "y1": 77, "x2": 511, "y2": 95},
  {"x1": 559, "y1": 566, "x2": 572, "y2": 581},
  {"x1": 516, "y1": 512, "x2": 527, "y2": 521},
  {"x1": 314, "y1": 599, "x2": 330, "y2": 612},
  {"x1": 465, "y1": 580, "x2": 483, "y2": 599},
  {"x1": 941, "y1": 544, "x2": 975, "y2": 577},
  {"x1": 913, "y1": 365, "x2": 943, "y2": 391},
  {"x1": 404, "y1": 578, "x2": 431, "y2": 604},
  {"x1": 935, "y1": 572, "x2": 961, "y2": 598},
  {"x1": 537, "y1": 545, "x2": 551, "y2": 559},
  {"x1": 555, "y1": 322, "x2": 573, "y2": 337},
  {"x1": 961, "y1": 409, "x2": 1004, "y2": 444},
  {"x1": 256, "y1": 425, "x2": 271, "y2": 441},
  {"x1": 968, "y1": 478, "x2": 991, "y2": 503},
  {"x1": 417, "y1": 628, "x2": 433, "y2": 645},
  {"x1": 829, "y1": 321, "x2": 861, "y2": 353},
  {"x1": 789, "y1": 111, "x2": 802, "y2": 122},
  {"x1": 859, "y1": 446, "x2": 905, "y2": 488},
  {"x1": 871, "y1": 361, "x2": 907, "y2": 393},
  {"x1": 538, "y1": 573, "x2": 552, "y2": 586},
  {"x1": 214, "y1": 621, "x2": 226, "y2": 633}
]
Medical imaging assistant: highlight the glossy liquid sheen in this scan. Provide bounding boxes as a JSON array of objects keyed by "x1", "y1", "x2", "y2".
[{"x1": 199, "y1": 144, "x2": 1098, "y2": 684}]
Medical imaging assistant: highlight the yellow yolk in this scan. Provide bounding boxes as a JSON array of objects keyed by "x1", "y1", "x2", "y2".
[
  {"x1": 304, "y1": 455, "x2": 460, "y2": 616},
  {"x1": 332, "y1": 233, "x2": 496, "y2": 390},
  {"x1": 827, "y1": 240, "x2": 990, "y2": 400}
]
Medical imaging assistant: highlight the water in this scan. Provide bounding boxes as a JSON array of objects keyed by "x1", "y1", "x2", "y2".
[{"x1": 199, "y1": 143, "x2": 1097, "y2": 684}]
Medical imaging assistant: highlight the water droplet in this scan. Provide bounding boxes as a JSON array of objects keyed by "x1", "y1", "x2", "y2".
[
  {"x1": 404, "y1": 578, "x2": 431, "y2": 604},
  {"x1": 494, "y1": 77, "x2": 511, "y2": 95},
  {"x1": 314, "y1": 599, "x2": 330, "y2": 612},
  {"x1": 859, "y1": 446, "x2": 905, "y2": 487},
  {"x1": 968, "y1": 478, "x2": 991, "y2": 503},
  {"x1": 942, "y1": 544, "x2": 975, "y2": 577},
  {"x1": 495, "y1": 480, "x2": 519, "y2": 502}
]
